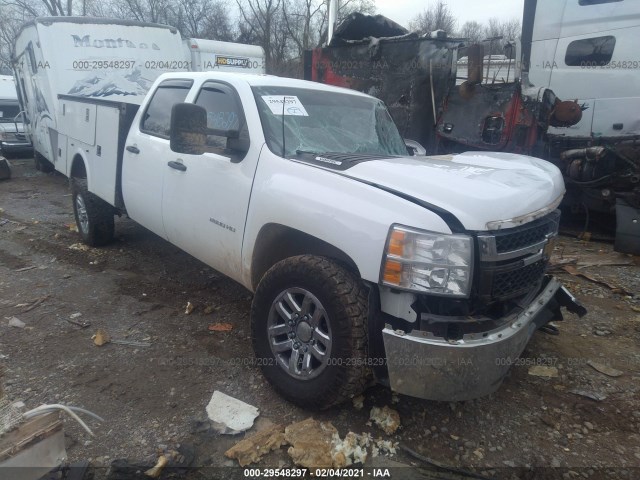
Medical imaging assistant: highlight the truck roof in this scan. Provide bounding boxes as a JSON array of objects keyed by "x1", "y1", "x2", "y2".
[
  {"x1": 16, "y1": 16, "x2": 177, "y2": 35},
  {"x1": 158, "y1": 72, "x2": 371, "y2": 98}
]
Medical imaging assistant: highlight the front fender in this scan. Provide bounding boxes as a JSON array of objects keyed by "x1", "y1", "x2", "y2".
[{"x1": 241, "y1": 150, "x2": 453, "y2": 288}]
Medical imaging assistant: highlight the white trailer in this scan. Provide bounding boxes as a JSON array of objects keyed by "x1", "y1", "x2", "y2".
[
  {"x1": 184, "y1": 38, "x2": 265, "y2": 74},
  {"x1": 11, "y1": 17, "x2": 187, "y2": 173}
]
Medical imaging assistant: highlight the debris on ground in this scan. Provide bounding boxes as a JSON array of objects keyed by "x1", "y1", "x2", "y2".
[
  {"x1": 69, "y1": 243, "x2": 90, "y2": 251},
  {"x1": 285, "y1": 418, "x2": 337, "y2": 468},
  {"x1": 528, "y1": 366, "x2": 559, "y2": 378},
  {"x1": 111, "y1": 339, "x2": 151, "y2": 347},
  {"x1": 225, "y1": 424, "x2": 286, "y2": 466},
  {"x1": 14, "y1": 265, "x2": 36, "y2": 272},
  {"x1": 550, "y1": 252, "x2": 635, "y2": 270},
  {"x1": 92, "y1": 329, "x2": 111, "y2": 346},
  {"x1": 208, "y1": 322, "x2": 233, "y2": 332},
  {"x1": 569, "y1": 389, "x2": 608, "y2": 401},
  {"x1": 184, "y1": 302, "x2": 194, "y2": 315},
  {"x1": 107, "y1": 445, "x2": 195, "y2": 480},
  {"x1": 20, "y1": 295, "x2": 49, "y2": 313},
  {"x1": 67, "y1": 317, "x2": 91, "y2": 328},
  {"x1": 205, "y1": 390, "x2": 259, "y2": 434},
  {"x1": 371, "y1": 439, "x2": 398, "y2": 457},
  {"x1": 331, "y1": 431, "x2": 371, "y2": 467},
  {"x1": 587, "y1": 360, "x2": 623, "y2": 378},
  {"x1": 7, "y1": 317, "x2": 25, "y2": 329},
  {"x1": 352, "y1": 395, "x2": 364, "y2": 410},
  {"x1": 561, "y1": 265, "x2": 632, "y2": 296},
  {"x1": 144, "y1": 454, "x2": 168, "y2": 478},
  {"x1": 91, "y1": 328, "x2": 150, "y2": 347},
  {"x1": 203, "y1": 305, "x2": 215, "y2": 314},
  {"x1": 369, "y1": 406, "x2": 401, "y2": 435}
]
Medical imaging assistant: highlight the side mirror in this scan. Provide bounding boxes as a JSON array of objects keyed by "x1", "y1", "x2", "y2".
[
  {"x1": 170, "y1": 103, "x2": 242, "y2": 155},
  {"x1": 405, "y1": 139, "x2": 427, "y2": 156},
  {"x1": 170, "y1": 103, "x2": 207, "y2": 155}
]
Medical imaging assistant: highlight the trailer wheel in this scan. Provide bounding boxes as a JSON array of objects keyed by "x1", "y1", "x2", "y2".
[
  {"x1": 251, "y1": 255, "x2": 370, "y2": 409},
  {"x1": 34, "y1": 151, "x2": 54, "y2": 173},
  {"x1": 71, "y1": 178, "x2": 114, "y2": 246}
]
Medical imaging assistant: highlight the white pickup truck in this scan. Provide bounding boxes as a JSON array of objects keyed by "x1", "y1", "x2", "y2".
[{"x1": 65, "y1": 71, "x2": 585, "y2": 409}]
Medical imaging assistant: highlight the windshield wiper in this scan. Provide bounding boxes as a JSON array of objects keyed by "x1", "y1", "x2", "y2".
[{"x1": 295, "y1": 149, "x2": 320, "y2": 156}]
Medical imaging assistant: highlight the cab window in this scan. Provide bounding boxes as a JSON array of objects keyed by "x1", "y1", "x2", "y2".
[
  {"x1": 195, "y1": 82, "x2": 250, "y2": 161},
  {"x1": 140, "y1": 79, "x2": 193, "y2": 138}
]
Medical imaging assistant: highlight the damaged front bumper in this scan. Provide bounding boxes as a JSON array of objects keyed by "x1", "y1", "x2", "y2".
[{"x1": 382, "y1": 276, "x2": 586, "y2": 402}]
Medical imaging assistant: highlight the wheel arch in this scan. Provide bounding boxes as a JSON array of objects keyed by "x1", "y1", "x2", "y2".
[
  {"x1": 250, "y1": 223, "x2": 361, "y2": 291},
  {"x1": 69, "y1": 153, "x2": 90, "y2": 184}
]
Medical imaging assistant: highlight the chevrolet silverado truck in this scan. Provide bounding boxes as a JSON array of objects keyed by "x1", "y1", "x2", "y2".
[{"x1": 63, "y1": 71, "x2": 585, "y2": 409}]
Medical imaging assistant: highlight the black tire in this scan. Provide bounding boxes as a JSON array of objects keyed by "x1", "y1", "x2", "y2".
[
  {"x1": 71, "y1": 177, "x2": 115, "y2": 246},
  {"x1": 251, "y1": 255, "x2": 370, "y2": 409},
  {"x1": 34, "y1": 151, "x2": 54, "y2": 173}
]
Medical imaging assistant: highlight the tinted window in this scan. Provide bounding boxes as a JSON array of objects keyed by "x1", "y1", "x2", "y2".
[
  {"x1": 565, "y1": 36, "x2": 616, "y2": 67},
  {"x1": 195, "y1": 82, "x2": 249, "y2": 159},
  {"x1": 140, "y1": 80, "x2": 192, "y2": 138}
]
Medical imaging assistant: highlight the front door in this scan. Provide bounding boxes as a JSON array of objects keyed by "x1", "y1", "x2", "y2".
[{"x1": 161, "y1": 81, "x2": 259, "y2": 281}]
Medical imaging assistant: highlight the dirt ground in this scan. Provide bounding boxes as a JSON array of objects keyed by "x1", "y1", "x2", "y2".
[{"x1": 1, "y1": 157, "x2": 639, "y2": 480}]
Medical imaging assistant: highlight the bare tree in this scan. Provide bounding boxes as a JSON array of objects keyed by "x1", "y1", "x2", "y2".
[
  {"x1": 484, "y1": 17, "x2": 521, "y2": 53},
  {"x1": 282, "y1": 0, "x2": 324, "y2": 54},
  {"x1": 236, "y1": 0, "x2": 282, "y2": 70},
  {"x1": 459, "y1": 20, "x2": 483, "y2": 44},
  {"x1": 409, "y1": 0, "x2": 456, "y2": 35}
]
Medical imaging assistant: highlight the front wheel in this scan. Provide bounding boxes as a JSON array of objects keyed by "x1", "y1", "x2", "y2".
[
  {"x1": 71, "y1": 178, "x2": 114, "y2": 246},
  {"x1": 251, "y1": 255, "x2": 370, "y2": 409}
]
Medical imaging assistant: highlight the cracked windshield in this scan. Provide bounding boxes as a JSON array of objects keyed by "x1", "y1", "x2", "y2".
[{"x1": 252, "y1": 86, "x2": 408, "y2": 157}]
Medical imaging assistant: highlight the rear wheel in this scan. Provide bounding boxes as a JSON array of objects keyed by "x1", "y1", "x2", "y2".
[
  {"x1": 251, "y1": 255, "x2": 370, "y2": 409},
  {"x1": 71, "y1": 177, "x2": 114, "y2": 246}
]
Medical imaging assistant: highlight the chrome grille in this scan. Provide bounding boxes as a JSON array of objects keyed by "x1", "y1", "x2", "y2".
[{"x1": 476, "y1": 211, "x2": 560, "y2": 301}]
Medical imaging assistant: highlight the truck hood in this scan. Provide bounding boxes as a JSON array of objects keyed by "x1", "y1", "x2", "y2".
[{"x1": 344, "y1": 151, "x2": 565, "y2": 232}]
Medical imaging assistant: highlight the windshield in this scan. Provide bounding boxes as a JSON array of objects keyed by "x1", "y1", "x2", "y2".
[
  {"x1": 252, "y1": 86, "x2": 408, "y2": 158},
  {"x1": 0, "y1": 102, "x2": 21, "y2": 123}
]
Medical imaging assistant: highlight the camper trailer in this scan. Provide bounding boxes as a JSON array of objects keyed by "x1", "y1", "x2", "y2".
[
  {"x1": 184, "y1": 38, "x2": 265, "y2": 74},
  {"x1": 12, "y1": 17, "x2": 187, "y2": 173},
  {"x1": 0, "y1": 75, "x2": 31, "y2": 157}
]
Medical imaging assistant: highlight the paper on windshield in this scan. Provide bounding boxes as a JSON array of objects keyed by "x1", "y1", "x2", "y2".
[{"x1": 261, "y1": 96, "x2": 309, "y2": 116}]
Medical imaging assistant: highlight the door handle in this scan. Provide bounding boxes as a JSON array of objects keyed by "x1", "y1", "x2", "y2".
[
  {"x1": 126, "y1": 145, "x2": 140, "y2": 154},
  {"x1": 167, "y1": 160, "x2": 187, "y2": 172}
]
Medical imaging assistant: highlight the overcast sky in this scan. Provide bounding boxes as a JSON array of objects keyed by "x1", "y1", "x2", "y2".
[{"x1": 375, "y1": 0, "x2": 525, "y2": 29}]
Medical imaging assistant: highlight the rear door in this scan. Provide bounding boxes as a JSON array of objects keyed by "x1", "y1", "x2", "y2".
[
  {"x1": 161, "y1": 80, "x2": 259, "y2": 281},
  {"x1": 121, "y1": 79, "x2": 193, "y2": 238}
]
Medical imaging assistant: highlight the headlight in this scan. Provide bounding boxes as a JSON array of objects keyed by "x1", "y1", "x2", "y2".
[{"x1": 381, "y1": 225, "x2": 474, "y2": 297}]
